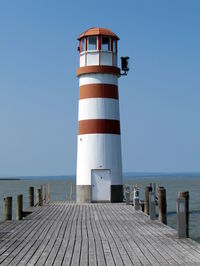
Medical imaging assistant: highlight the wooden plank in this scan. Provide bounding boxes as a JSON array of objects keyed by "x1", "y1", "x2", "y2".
[
  {"x1": 89, "y1": 205, "x2": 106, "y2": 266},
  {"x1": 107, "y1": 205, "x2": 146, "y2": 266},
  {"x1": 79, "y1": 205, "x2": 88, "y2": 265},
  {"x1": 61, "y1": 205, "x2": 81, "y2": 265},
  {"x1": 94, "y1": 205, "x2": 124, "y2": 266},
  {"x1": 86, "y1": 205, "x2": 97, "y2": 266},
  {"x1": 53, "y1": 204, "x2": 78, "y2": 265},
  {"x1": 92, "y1": 208, "x2": 115, "y2": 266},
  {"x1": 98, "y1": 205, "x2": 135, "y2": 266},
  {"x1": 43, "y1": 204, "x2": 74, "y2": 265},
  {"x1": 70, "y1": 205, "x2": 83, "y2": 266}
]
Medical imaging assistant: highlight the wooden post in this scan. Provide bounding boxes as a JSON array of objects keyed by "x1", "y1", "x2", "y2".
[
  {"x1": 125, "y1": 187, "x2": 130, "y2": 205},
  {"x1": 29, "y1": 187, "x2": 34, "y2": 207},
  {"x1": 48, "y1": 184, "x2": 50, "y2": 204},
  {"x1": 153, "y1": 183, "x2": 156, "y2": 193},
  {"x1": 149, "y1": 192, "x2": 156, "y2": 220},
  {"x1": 140, "y1": 201, "x2": 144, "y2": 212},
  {"x1": 36, "y1": 189, "x2": 39, "y2": 206},
  {"x1": 158, "y1": 186, "x2": 167, "y2": 224},
  {"x1": 177, "y1": 197, "x2": 186, "y2": 238},
  {"x1": 44, "y1": 184, "x2": 46, "y2": 204},
  {"x1": 3, "y1": 197, "x2": 12, "y2": 221},
  {"x1": 133, "y1": 186, "x2": 140, "y2": 210},
  {"x1": 37, "y1": 189, "x2": 42, "y2": 206},
  {"x1": 126, "y1": 191, "x2": 130, "y2": 205},
  {"x1": 144, "y1": 185, "x2": 152, "y2": 215},
  {"x1": 16, "y1": 194, "x2": 23, "y2": 220},
  {"x1": 178, "y1": 191, "x2": 189, "y2": 237},
  {"x1": 40, "y1": 185, "x2": 43, "y2": 205},
  {"x1": 39, "y1": 188, "x2": 43, "y2": 206},
  {"x1": 134, "y1": 198, "x2": 139, "y2": 210},
  {"x1": 69, "y1": 183, "x2": 73, "y2": 202}
]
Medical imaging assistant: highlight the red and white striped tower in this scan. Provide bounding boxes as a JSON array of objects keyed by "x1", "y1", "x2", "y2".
[{"x1": 76, "y1": 28, "x2": 123, "y2": 202}]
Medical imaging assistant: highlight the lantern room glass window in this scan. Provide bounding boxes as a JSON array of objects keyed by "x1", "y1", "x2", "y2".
[
  {"x1": 88, "y1": 36, "x2": 97, "y2": 50},
  {"x1": 81, "y1": 38, "x2": 85, "y2": 52},
  {"x1": 113, "y1": 39, "x2": 117, "y2": 53},
  {"x1": 101, "y1": 37, "x2": 110, "y2": 51}
]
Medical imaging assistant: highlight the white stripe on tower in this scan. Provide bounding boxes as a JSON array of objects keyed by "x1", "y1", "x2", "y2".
[
  {"x1": 79, "y1": 73, "x2": 118, "y2": 86},
  {"x1": 78, "y1": 98, "x2": 120, "y2": 121}
]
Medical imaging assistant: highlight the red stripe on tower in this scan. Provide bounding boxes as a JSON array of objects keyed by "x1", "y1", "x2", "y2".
[
  {"x1": 79, "y1": 84, "x2": 119, "y2": 100},
  {"x1": 78, "y1": 119, "x2": 120, "y2": 135}
]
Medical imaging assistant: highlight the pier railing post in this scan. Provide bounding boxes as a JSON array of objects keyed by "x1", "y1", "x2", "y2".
[
  {"x1": 158, "y1": 186, "x2": 167, "y2": 224},
  {"x1": 48, "y1": 184, "x2": 50, "y2": 204},
  {"x1": 39, "y1": 188, "x2": 43, "y2": 206},
  {"x1": 44, "y1": 184, "x2": 46, "y2": 204},
  {"x1": 178, "y1": 191, "x2": 189, "y2": 237},
  {"x1": 37, "y1": 188, "x2": 42, "y2": 206},
  {"x1": 140, "y1": 201, "x2": 144, "y2": 212},
  {"x1": 69, "y1": 183, "x2": 73, "y2": 202},
  {"x1": 40, "y1": 185, "x2": 43, "y2": 205},
  {"x1": 3, "y1": 197, "x2": 12, "y2": 221},
  {"x1": 16, "y1": 194, "x2": 23, "y2": 220},
  {"x1": 29, "y1": 186, "x2": 34, "y2": 207},
  {"x1": 134, "y1": 198, "x2": 139, "y2": 210},
  {"x1": 177, "y1": 197, "x2": 186, "y2": 238},
  {"x1": 36, "y1": 189, "x2": 40, "y2": 206},
  {"x1": 145, "y1": 185, "x2": 152, "y2": 215},
  {"x1": 133, "y1": 186, "x2": 140, "y2": 210},
  {"x1": 153, "y1": 183, "x2": 156, "y2": 193},
  {"x1": 126, "y1": 187, "x2": 130, "y2": 205},
  {"x1": 149, "y1": 191, "x2": 156, "y2": 220}
]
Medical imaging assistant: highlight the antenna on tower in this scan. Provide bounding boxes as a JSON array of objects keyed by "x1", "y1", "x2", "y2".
[{"x1": 120, "y1": 56, "x2": 129, "y2": 76}]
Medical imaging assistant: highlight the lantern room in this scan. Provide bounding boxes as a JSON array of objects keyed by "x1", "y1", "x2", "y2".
[{"x1": 77, "y1": 27, "x2": 119, "y2": 67}]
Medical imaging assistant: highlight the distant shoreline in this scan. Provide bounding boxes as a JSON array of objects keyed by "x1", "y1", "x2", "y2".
[{"x1": 0, "y1": 178, "x2": 21, "y2": 180}]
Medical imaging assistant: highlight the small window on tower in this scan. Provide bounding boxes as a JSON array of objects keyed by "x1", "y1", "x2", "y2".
[
  {"x1": 113, "y1": 39, "x2": 117, "y2": 53},
  {"x1": 81, "y1": 38, "x2": 85, "y2": 52},
  {"x1": 88, "y1": 36, "x2": 97, "y2": 50},
  {"x1": 101, "y1": 37, "x2": 110, "y2": 51}
]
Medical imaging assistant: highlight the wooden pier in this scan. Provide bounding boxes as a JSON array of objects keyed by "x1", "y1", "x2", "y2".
[{"x1": 0, "y1": 202, "x2": 200, "y2": 265}]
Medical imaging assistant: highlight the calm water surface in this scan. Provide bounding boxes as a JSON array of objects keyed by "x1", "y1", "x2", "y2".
[{"x1": 0, "y1": 174, "x2": 199, "y2": 242}]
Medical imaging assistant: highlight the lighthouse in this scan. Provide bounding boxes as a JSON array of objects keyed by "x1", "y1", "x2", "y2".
[{"x1": 76, "y1": 27, "x2": 127, "y2": 203}]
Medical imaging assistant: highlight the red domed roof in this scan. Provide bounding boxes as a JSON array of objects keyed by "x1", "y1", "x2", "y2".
[{"x1": 78, "y1": 27, "x2": 119, "y2": 40}]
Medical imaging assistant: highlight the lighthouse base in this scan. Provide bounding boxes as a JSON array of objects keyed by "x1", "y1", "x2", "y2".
[
  {"x1": 76, "y1": 185, "x2": 92, "y2": 203},
  {"x1": 76, "y1": 185, "x2": 123, "y2": 203},
  {"x1": 111, "y1": 185, "x2": 123, "y2": 202}
]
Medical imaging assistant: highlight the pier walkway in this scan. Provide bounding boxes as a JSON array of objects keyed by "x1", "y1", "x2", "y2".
[{"x1": 0, "y1": 202, "x2": 200, "y2": 265}]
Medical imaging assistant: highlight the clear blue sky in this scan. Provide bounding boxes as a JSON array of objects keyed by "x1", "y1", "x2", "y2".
[{"x1": 0, "y1": 1, "x2": 200, "y2": 177}]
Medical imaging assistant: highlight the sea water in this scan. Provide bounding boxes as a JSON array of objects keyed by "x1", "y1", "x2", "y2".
[{"x1": 0, "y1": 173, "x2": 199, "y2": 242}]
